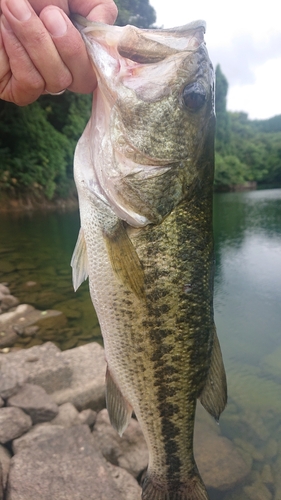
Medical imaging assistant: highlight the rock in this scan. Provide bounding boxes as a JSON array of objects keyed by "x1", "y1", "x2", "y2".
[
  {"x1": 0, "y1": 357, "x2": 24, "y2": 400},
  {"x1": 0, "y1": 304, "x2": 67, "y2": 347},
  {"x1": 244, "y1": 481, "x2": 273, "y2": 500},
  {"x1": 7, "y1": 425, "x2": 127, "y2": 500},
  {"x1": 0, "y1": 295, "x2": 19, "y2": 313},
  {"x1": 233, "y1": 437, "x2": 264, "y2": 461},
  {"x1": 0, "y1": 444, "x2": 11, "y2": 488},
  {"x1": 49, "y1": 402, "x2": 80, "y2": 427},
  {"x1": 262, "y1": 346, "x2": 281, "y2": 381},
  {"x1": 7, "y1": 384, "x2": 59, "y2": 424},
  {"x1": 0, "y1": 285, "x2": 10, "y2": 295},
  {"x1": 51, "y1": 342, "x2": 106, "y2": 411},
  {"x1": 12, "y1": 424, "x2": 63, "y2": 455},
  {"x1": 78, "y1": 408, "x2": 97, "y2": 428},
  {"x1": 0, "y1": 342, "x2": 72, "y2": 395},
  {"x1": 261, "y1": 464, "x2": 274, "y2": 486},
  {"x1": 0, "y1": 398, "x2": 3, "y2": 408},
  {"x1": 0, "y1": 331, "x2": 18, "y2": 349},
  {"x1": 264, "y1": 439, "x2": 278, "y2": 460},
  {"x1": 0, "y1": 408, "x2": 32, "y2": 444},
  {"x1": 0, "y1": 305, "x2": 35, "y2": 329},
  {"x1": 0, "y1": 261, "x2": 15, "y2": 274},
  {"x1": 106, "y1": 462, "x2": 142, "y2": 500},
  {"x1": 194, "y1": 404, "x2": 251, "y2": 491},
  {"x1": 93, "y1": 409, "x2": 148, "y2": 478}
]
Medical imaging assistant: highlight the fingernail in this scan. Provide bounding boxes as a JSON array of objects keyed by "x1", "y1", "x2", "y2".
[
  {"x1": 42, "y1": 8, "x2": 67, "y2": 37},
  {"x1": 7, "y1": 0, "x2": 32, "y2": 22}
]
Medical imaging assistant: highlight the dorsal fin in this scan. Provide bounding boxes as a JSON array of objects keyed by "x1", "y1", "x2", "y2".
[{"x1": 71, "y1": 228, "x2": 89, "y2": 291}]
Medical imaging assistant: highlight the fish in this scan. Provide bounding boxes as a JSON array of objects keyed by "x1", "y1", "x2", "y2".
[{"x1": 71, "y1": 15, "x2": 227, "y2": 500}]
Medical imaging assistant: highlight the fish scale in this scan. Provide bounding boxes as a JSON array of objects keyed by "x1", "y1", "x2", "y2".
[{"x1": 72, "y1": 15, "x2": 227, "y2": 500}]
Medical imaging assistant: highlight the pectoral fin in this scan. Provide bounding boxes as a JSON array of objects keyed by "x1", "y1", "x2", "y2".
[
  {"x1": 199, "y1": 326, "x2": 227, "y2": 420},
  {"x1": 103, "y1": 221, "x2": 145, "y2": 300},
  {"x1": 106, "y1": 367, "x2": 133, "y2": 436},
  {"x1": 71, "y1": 228, "x2": 89, "y2": 291}
]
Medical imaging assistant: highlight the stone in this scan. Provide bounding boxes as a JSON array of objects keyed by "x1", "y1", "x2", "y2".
[
  {"x1": 0, "y1": 295, "x2": 19, "y2": 312},
  {"x1": 7, "y1": 384, "x2": 59, "y2": 424},
  {"x1": 0, "y1": 357, "x2": 24, "y2": 400},
  {"x1": 261, "y1": 464, "x2": 274, "y2": 486},
  {"x1": 0, "y1": 444, "x2": 11, "y2": 488},
  {"x1": 51, "y1": 342, "x2": 106, "y2": 411},
  {"x1": 78, "y1": 408, "x2": 97, "y2": 428},
  {"x1": 93, "y1": 409, "x2": 148, "y2": 478},
  {"x1": 0, "y1": 305, "x2": 67, "y2": 347},
  {"x1": 0, "y1": 342, "x2": 72, "y2": 395},
  {"x1": 7, "y1": 425, "x2": 127, "y2": 500},
  {"x1": 262, "y1": 346, "x2": 281, "y2": 381},
  {"x1": 106, "y1": 462, "x2": 142, "y2": 500},
  {"x1": 194, "y1": 404, "x2": 251, "y2": 491},
  {"x1": 0, "y1": 408, "x2": 32, "y2": 444},
  {"x1": 0, "y1": 262, "x2": 15, "y2": 274},
  {"x1": 0, "y1": 305, "x2": 35, "y2": 329},
  {"x1": 0, "y1": 331, "x2": 19, "y2": 349},
  {"x1": 0, "y1": 285, "x2": 10, "y2": 295},
  {"x1": 0, "y1": 463, "x2": 3, "y2": 500},
  {"x1": 0, "y1": 398, "x2": 3, "y2": 408},
  {"x1": 49, "y1": 402, "x2": 80, "y2": 427},
  {"x1": 12, "y1": 424, "x2": 63, "y2": 455},
  {"x1": 244, "y1": 481, "x2": 273, "y2": 500}
]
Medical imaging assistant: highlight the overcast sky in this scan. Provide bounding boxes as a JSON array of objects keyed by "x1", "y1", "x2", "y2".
[{"x1": 149, "y1": 0, "x2": 281, "y2": 120}]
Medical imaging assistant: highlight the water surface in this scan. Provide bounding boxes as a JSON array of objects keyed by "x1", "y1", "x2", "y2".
[{"x1": 0, "y1": 188, "x2": 281, "y2": 498}]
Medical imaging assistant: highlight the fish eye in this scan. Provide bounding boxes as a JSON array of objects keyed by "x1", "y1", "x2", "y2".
[{"x1": 182, "y1": 82, "x2": 206, "y2": 111}]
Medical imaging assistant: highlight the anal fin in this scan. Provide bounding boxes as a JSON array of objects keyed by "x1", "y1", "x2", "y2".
[
  {"x1": 106, "y1": 367, "x2": 133, "y2": 436},
  {"x1": 199, "y1": 325, "x2": 227, "y2": 421},
  {"x1": 71, "y1": 228, "x2": 89, "y2": 291},
  {"x1": 103, "y1": 221, "x2": 145, "y2": 300}
]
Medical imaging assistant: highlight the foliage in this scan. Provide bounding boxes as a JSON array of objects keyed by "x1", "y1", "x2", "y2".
[
  {"x1": 115, "y1": 0, "x2": 156, "y2": 28},
  {"x1": 0, "y1": 100, "x2": 68, "y2": 199},
  {"x1": 0, "y1": 1, "x2": 280, "y2": 201},
  {"x1": 214, "y1": 67, "x2": 281, "y2": 189}
]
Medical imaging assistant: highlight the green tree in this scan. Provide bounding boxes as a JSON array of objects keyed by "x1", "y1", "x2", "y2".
[
  {"x1": 115, "y1": 0, "x2": 156, "y2": 28},
  {"x1": 215, "y1": 64, "x2": 230, "y2": 154},
  {"x1": 0, "y1": 100, "x2": 68, "y2": 199}
]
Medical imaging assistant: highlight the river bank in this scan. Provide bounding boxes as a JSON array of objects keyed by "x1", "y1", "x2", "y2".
[
  {"x1": 0, "y1": 192, "x2": 78, "y2": 214},
  {"x1": 0, "y1": 180, "x2": 265, "y2": 213}
]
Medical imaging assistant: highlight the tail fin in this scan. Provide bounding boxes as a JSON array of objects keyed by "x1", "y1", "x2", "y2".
[{"x1": 141, "y1": 473, "x2": 209, "y2": 500}]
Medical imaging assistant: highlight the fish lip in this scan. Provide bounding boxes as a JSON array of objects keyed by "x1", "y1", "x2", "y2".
[{"x1": 72, "y1": 14, "x2": 206, "y2": 34}]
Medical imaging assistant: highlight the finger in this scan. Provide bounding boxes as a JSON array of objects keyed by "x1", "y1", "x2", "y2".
[
  {"x1": 0, "y1": 14, "x2": 45, "y2": 104},
  {"x1": 40, "y1": 6, "x2": 97, "y2": 94},
  {"x1": 1, "y1": 0, "x2": 72, "y2": 94},
  {"x1": 28, "y1": 0, "x2": 69, "y2": 16},
  {"x1": 69, "y1": 0, "x2": 118, "y2": 24}
]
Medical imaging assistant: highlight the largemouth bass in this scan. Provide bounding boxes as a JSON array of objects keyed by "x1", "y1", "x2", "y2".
[{"x1": 72, "y1": 15, "x2": 227, "y2": 500}]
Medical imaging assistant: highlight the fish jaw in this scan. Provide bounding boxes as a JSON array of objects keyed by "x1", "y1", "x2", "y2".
[{"x1": 74, "y1": 16, "x2": 215, "y2": 228}]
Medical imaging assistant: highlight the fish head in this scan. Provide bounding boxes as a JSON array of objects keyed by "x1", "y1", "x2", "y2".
[{"x1": 74, "y1": 16, "x2": 215, "y2": 226}]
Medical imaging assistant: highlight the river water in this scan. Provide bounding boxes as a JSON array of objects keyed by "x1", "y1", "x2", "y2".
[{"x1": 0, "y1": 188, "x2": 281, "y2": 499}]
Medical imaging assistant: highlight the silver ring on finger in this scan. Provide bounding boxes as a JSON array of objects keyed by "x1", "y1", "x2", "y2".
[{"x1": 45, "y1": 89, "x2": 66, "y2": 96}]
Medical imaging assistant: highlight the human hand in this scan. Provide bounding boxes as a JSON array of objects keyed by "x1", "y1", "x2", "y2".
[{"x1": 0, "y1": 0, "x2": 118, "y2": 105}]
